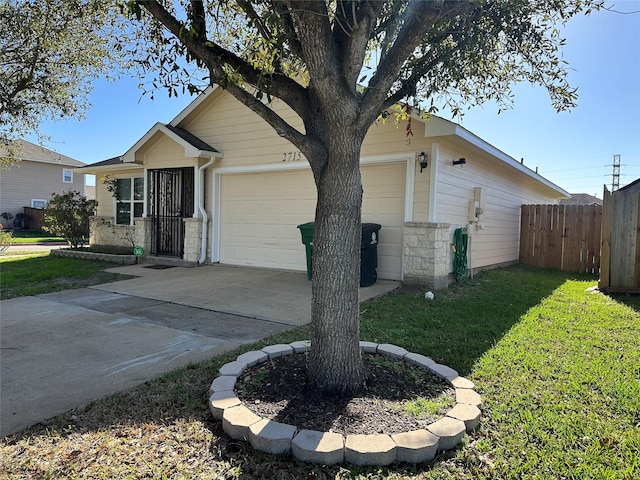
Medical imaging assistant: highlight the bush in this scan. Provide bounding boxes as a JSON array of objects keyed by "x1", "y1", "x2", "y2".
[
  {"x1": 0, "y1": 230, "x2": 12, "y2": 254},
  {"x1": 43, "y1": 191, "x2": 98, "y2": 249}
]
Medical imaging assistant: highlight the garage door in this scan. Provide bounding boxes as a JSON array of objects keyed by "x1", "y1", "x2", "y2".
[{"x1": 219, "y1": 162, "x2": 406, "y2": 280}]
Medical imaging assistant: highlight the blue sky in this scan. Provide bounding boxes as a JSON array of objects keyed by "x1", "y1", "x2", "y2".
[{"x1": 29, "y1": 3, "x2": 639, "y2": 196}]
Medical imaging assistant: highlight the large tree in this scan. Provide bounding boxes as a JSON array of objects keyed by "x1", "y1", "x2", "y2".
[
  {"x1": 121, "y1": 0, "x2": 601, "y2": 397},
  {"x1": 0, "y1": 0, "x2": 127, "y2": 165}
]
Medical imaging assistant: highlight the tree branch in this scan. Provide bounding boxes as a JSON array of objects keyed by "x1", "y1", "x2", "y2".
[
  {"x1": 360, "y1": 0, "x2": 473, "y2": 125},
  {"x1": 333, "y1": 0, "x2": 386, "y2": 87},
  {"x1": 139, "y1": 1, "x2": 326, "y2": 158},
  {"x1": 271, "y1": 0, "x2": 305, "y2": 60},
  {"x1": 140, "y1": 1, "x2": 309, "y2": 120},
  {"x1": 285, "y1": 0, "x2": 356, "y2": 118}
]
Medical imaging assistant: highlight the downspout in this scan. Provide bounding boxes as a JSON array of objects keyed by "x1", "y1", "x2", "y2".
[{"x1": 198, "y1": 158, "x2": 215, "y2": 264}]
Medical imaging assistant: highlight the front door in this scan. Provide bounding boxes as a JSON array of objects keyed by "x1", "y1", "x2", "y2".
[{"x1": 148, "y1": 168, "x2": 194, "y2": 257}]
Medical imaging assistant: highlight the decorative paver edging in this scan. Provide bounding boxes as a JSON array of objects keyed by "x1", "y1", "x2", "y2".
[
  {"x1": 51, "y1": 249, "x2": 137, "y2": 265},
  {"x1": 209, "y1": 341, "x2": 481, "y2": 466}
]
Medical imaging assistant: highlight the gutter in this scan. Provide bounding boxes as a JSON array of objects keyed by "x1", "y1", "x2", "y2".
[{"x1": 198, "y1": 158, "x2": 215, "y2": 264}]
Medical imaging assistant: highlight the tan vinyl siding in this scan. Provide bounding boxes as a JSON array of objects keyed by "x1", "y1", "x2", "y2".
[
  {"x1": 434, "y1": 138, "x2": 558, "y2": 271},
  {"x1": 184, "y1": 90, "x2": 432, "y2": 225},
  {"x1": 94, "y1": 168, "x2": 144, "y2": 218},
  {"x1": 138, "y1": 134, "x2": 199, "y2": 169},
  {"x1": 184, "y1": 91, "x2": 305, "y2": 168},
  {"x1": 0, "y1": 160, "x2": 85, "y2": 217}
]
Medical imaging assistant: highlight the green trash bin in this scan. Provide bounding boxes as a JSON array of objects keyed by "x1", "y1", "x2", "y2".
[{"x1": 297, "y1": 222, "x2": 315, "y2": 280}]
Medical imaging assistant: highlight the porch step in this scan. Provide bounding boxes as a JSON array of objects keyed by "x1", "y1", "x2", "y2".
[{"x1": 140, "y1": 255, "x2": 196, "y2": 268}]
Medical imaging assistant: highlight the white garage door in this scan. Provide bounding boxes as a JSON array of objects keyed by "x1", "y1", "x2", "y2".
[{"x1": 219, "y1": 162, "x2": 406, "y2": 280}]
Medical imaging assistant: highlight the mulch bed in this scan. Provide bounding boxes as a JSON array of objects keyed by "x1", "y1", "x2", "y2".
[{"x1": 234, "y1": 353, "x2": 455, "y2": 435}]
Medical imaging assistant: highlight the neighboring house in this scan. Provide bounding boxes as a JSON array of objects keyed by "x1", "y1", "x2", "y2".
[
  {"x1": 559, "y1": 193, "x2": 603, "y2": 206},
  {"x1": 80, "y1": 86, "x2": 568, "y2": 288},
  {"x1": 0, "y1": 140, "x2": 86, "y2": 224},
  {"x1": 618, "y1": 178, "x2": 640, "y2": 192}
]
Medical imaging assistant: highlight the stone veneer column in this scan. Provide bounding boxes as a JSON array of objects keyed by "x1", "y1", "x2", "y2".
[
  {"x1": 403, "y1": 222, "x2": 451, "y2": 290},
  {"x1": 89, "y1": 216, "x2": 112, "y2": 246},
  {"x1": 134, "y1": 218, "x2": 152, "y2": 252},
  {"x1": 183, "y1": 217, "x2": 203, "y2": 263}
]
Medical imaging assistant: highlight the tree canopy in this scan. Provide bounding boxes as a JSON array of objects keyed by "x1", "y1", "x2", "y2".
[
  {"x1": 120, "y1": 0, "x2": 602, "y2": 396},
  {"x1": 0, "y1": 0, "x2": 128, "y2": 165}
]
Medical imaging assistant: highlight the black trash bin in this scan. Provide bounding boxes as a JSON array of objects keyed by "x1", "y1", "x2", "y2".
[
  {"x1": 297, "y1": 222, "x2": 381, "y2": 287},
  {"x1": 297, "y1": 222, "x2": 315, "y2": 280},
  {"x1": 360, "y1": 223, "x2": 381, "y2": 287}
]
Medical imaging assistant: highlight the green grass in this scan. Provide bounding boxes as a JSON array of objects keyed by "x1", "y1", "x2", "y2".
[
  {"x1": 0, "y1": 253, "x2": 131, "y2": 299},
  {"x1": 1, "y1": 265, "x2": 638, "y2": 479},
  {"x1": 8, "y1": 230, "x2": 65, "y2": 243}
]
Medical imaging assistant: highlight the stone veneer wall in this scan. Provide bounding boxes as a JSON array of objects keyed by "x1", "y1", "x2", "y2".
[
  {"x1": 403, "y1": 222, "x2": 451, "y2": 290},
  {"x1": 183, "y1": 217, "x2": 203, "y2": 263},
  {"x1": 90, "y1": 216, "x2": 134, "y2": 249}
]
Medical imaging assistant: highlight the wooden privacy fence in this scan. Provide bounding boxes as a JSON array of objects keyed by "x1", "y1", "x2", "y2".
[
  {"x1": 22, "y1": 207, "x2": 44, "y2": 232},
  {"x1": 599, "y1": 187, "x2": 640, "y2": 293},
  {"x1": 520, "y1": 204, "x2": 602, "y2": 274}
]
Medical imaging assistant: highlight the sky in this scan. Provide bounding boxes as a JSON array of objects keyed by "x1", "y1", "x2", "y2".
[{"x1": 28, "y1": 2, "x2": 640, "y2": 196}]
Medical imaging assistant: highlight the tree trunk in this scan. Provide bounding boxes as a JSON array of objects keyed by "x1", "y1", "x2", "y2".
[{"x1": 308, "y1": 126, "x2": 366, "y2": 397}]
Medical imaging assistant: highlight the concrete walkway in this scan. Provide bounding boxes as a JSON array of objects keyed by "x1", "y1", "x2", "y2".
[{"x1": 0, "y1": 264, "x2": 397, "y2": 436}]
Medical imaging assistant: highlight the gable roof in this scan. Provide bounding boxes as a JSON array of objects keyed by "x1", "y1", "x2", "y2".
[
  {"x1": 4, "y1": 139, "x2": 85, "y2": 167},
  {"x1": 559, "y1": 193, "x2": 602, "y2": 206},
  {"x1": 122, "y1": 123, "x2": 221, "y2": 163},
  {"x1": 619, "y1": 178, "x2": 640, "y2": 192},
  {"x1": 76, "y1": 155, "x2": 142, "y2": 173}
]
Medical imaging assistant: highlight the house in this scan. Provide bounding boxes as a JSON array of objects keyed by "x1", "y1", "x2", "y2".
[
  {"x1": 0, "y1": 140, "x2": 86, "y2": 228},
  {"x1": 80, "y1": 86, "x2": 568, "y2": 288},
  {"x1": 559, "y1": 193, "x2": 602, "y2": 206},
  {"x1": 618, "y1": 178, "x2": 640, "y2": 192}
]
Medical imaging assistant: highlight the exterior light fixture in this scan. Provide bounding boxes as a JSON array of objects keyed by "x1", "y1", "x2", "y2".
[
  {"x1": 453, "y1": 157, "x2": 466, "y2": 166},
  {"x1": 418, "y1": 152, "x2": 428, "y2": 172}
]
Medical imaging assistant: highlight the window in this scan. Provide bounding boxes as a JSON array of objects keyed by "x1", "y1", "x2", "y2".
[
  {"x1": 63, "y1": 169, "x2": 73, "y2": 183},
  {"x1": 115, "y1": 177, "x2": 144, "y2": 225},
  {"x1": 31, "y1": 199, "x2": 47, "y2": 209}
]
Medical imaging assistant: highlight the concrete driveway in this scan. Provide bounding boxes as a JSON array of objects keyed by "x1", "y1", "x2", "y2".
[{"x1": 1, "y1": 264, "x2": 397, "y2": 436}]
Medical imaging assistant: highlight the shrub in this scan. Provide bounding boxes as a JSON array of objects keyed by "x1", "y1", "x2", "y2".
[
  {"x1": 43, "y1": 191, "x2": 98, "y2": 249},
  {"x1": 0, "y1": 230, "x2": 12, "y2": 254}
]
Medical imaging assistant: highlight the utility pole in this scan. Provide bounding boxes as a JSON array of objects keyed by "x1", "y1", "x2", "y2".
[{"x1": 611, "y1": 155, "x2": 621, "y2": 191}]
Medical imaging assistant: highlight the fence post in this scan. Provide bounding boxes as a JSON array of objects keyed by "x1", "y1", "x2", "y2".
[{"x1": 599, "y1": 187, "x2": 611, "y2": 290}]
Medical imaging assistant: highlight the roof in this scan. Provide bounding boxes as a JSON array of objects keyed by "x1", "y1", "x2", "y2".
[
  {"x1": 3, "y1": 139, "x2": 85, "y2": 167},
  {"x1": 164, "y1": 124, "x2": 219, "y2": 153},
  {"x1": 559, "y1": 193, "x2": 602, "y2": 206},
  {"x1": 619, "y1": 178, "x2": 640, "y2": 192},
  {"x1": 423, "y1": 116, "x2": 569, "y2": 198},
  {"x1": 76, "y1": 155, "x2": 141, "y2": 173},
  {"x1": 122, "y1": 123, "x2": 221, "y2": 163}
]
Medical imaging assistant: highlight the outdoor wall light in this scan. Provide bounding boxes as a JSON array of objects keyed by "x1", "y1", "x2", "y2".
[
  {"x1": 418, "y1": 152, "x2": 428, "y2": 172},
  {"x1": 453, "y1": 157, "x2": 467, "y2": 166}
]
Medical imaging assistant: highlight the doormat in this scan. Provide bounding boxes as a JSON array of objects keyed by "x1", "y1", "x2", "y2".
[{"x1": 143, "y1": 265, "x2": 176, "y2": 270}]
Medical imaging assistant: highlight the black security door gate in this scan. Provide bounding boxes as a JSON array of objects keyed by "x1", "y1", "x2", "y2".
[{"x1": 148, "y1": 168, "x2": 194, "y2": 257}]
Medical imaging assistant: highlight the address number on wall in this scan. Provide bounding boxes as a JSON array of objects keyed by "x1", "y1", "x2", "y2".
[{"x1": 282, "y1": 151, "x2": 304, "y2": 162}]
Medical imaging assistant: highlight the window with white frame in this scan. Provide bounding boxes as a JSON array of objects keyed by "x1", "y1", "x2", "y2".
[
  {"x1": 115, "y1": 177, "x2": 144, "y2": 225},
  {"x1": 31, "y1": 199, "x2": 47, "y2": 209},
  {"x1": 62, "y1": 168, "x2": 73, "y2": 183}
]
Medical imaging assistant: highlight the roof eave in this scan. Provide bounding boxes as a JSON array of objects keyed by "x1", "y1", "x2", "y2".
[
  {"x1": 424, "y1": 117, "x2": 570, "y2": 198},
  {"x1": 122, "y1": 123, "x2": 222, "y2": 163},
  {"x1": 74, "y1": 163, "x2": 142, "y2": 174}
]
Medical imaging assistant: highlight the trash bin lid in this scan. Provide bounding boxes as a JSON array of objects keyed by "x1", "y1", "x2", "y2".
[{"x1": 361, "y1": 223, "x2": 381, "y2": 232}]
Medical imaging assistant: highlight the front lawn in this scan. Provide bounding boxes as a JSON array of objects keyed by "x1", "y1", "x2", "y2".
[
  {"x1": 7, "y1": 230, "x2": 65, "y2": 244},
  {"x1": 0, "y1": 253, "x2": 131, "y2": 300},
  {"x1": 1, "y1": 265, "x2": 638, "y2": 479}
]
